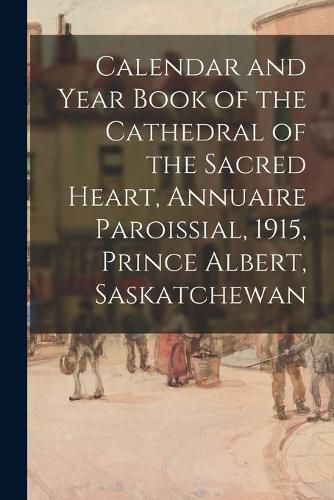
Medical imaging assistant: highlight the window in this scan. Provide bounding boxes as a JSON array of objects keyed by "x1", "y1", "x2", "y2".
[
  {"x1": 181, "y1": 144, "x2": 196, "y2": 191},
  {"x1": 275, "y1": 104, "x2": 291, "y2": 145},
  {"x1": 99, "y1": 146, "x2": 123, "y2": 192},
  {"x1": 159, "y1": 143, "x2": 175, "y2": 189},
  {"x1": 202, "y1": 244, "x2": 218, "y2": 288},
  {"x1": 220, "y1": 146, "x2": 234, "y2": 190},
  {"x1": 276, "y1": 37, "x2": 293, "y2": 63},
  {"x1": 31, "y1": 246, "x2": 53, "y2": 267},
  {"x1": 274, "y1": 104, "x2": 291, "y2": 186}
]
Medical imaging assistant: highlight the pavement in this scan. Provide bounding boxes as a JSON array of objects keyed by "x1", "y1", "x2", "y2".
[
  {"x1": 222, "y1": 347, "x2": 260, "y2": 369},
  {"x1": 28, "y1": 336, "x2": 334, "y2": 500},
  {"x1": 280, "y1": 420, "x2": 334, "y2": 500}
]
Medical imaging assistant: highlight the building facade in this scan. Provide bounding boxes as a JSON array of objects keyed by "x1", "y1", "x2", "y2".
[
  {"x1": 252, "y1": 0, "x2": 334, "y2": 34},
  {"x1": 30, "y1": 33, "x2": 258, "y2": 333},
  {"x1": 252, "y1": 1, "x2": 334, "y2": 318}
]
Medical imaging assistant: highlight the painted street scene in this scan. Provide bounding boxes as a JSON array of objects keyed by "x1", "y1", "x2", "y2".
[
  {"x1": 27, "y1": 2, "x2": 334, "y2": 500},
  {"x1": 28, "y1": 333, "x2": 334, "y2": 500}
]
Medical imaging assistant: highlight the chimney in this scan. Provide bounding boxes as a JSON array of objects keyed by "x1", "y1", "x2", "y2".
[
  {"x1": 55, "y1": 13, "x2": 77, "y2": 63},
  {"x1": 57, "y1": 14, "x2": 71, "y2": 35},
  {"x1": 58, "y1": 14, "x2": 65, "y2": 34}
]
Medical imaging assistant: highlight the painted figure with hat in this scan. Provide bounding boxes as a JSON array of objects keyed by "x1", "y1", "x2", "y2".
[
  {"x1": 122, "y1": 303, "x2": 151, "y2": 374},
  {"x1": 264, "y1": 310, "x2": 310, "y2": 420},
  {"x1": 291, "y1": 304, "x2": 334, "y2": 422}
]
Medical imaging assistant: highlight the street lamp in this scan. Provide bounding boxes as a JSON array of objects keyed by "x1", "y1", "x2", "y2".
[{"x1": 310, "y1": 92, "x2": 334, "y2": 156}]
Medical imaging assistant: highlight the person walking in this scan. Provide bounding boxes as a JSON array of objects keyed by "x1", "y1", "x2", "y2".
[
  {"x1": 154, "y1": 305, "x2": 190, "y2": 387},
  {"x1": 289, "y1": 306, "x2": 334, "y2": 421},
  {"x1": 264, "y1": 332, "x2": 310, "y2": 420},
  {"x1": 291, "y1": 329, "x2": 334, "y2": 422},
  {"x1": 122, "y1": 304, "x2": 150, "y2": 373},
  {"x1": 307, "y1": 333, "x2": 334, "y2": 421}
]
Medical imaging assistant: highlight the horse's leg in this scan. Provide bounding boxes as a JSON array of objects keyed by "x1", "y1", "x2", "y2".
[
  {"x1": 90, "y1": 353, "x2": 104, "y2": 398},
  {"x1": 69, "y1": 352, "x2": 83, "y2": 401},
  {"x1": 126, "y1": 339, "x2": 136, "y2": 373},
  {"x1": 136, "y1": 337, "x2": 147, "y2": 370}
]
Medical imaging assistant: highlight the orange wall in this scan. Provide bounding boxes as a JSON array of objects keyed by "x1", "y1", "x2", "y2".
[{"x1": 255, "y1": 4, "x2": 334, "y2": 35}]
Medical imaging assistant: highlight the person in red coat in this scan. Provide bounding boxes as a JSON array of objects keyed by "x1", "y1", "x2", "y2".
[{"x1": 154, "y1": 306, "x2": 190, "y2": 387}]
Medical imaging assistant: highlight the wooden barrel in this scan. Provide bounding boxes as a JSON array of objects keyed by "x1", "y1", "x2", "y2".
[{"x1": 191, "y1": 354, "x2": 221, "y2": 387}]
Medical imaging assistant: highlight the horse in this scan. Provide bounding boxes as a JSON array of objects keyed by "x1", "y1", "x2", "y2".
[{"x1": 66, "y1": 334, "x2": 106, "y2": 401}]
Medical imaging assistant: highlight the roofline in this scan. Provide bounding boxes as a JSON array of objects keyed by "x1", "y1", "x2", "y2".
[
  {"x1": 28, "y1": 21, "x2": 42, "y2": 34},
  {"x1": 28, "y1": 21, "x2": 42, "y2": 27},
  {"x1": 252, "y1": 0, "x2": 334, "y2": 30}
]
